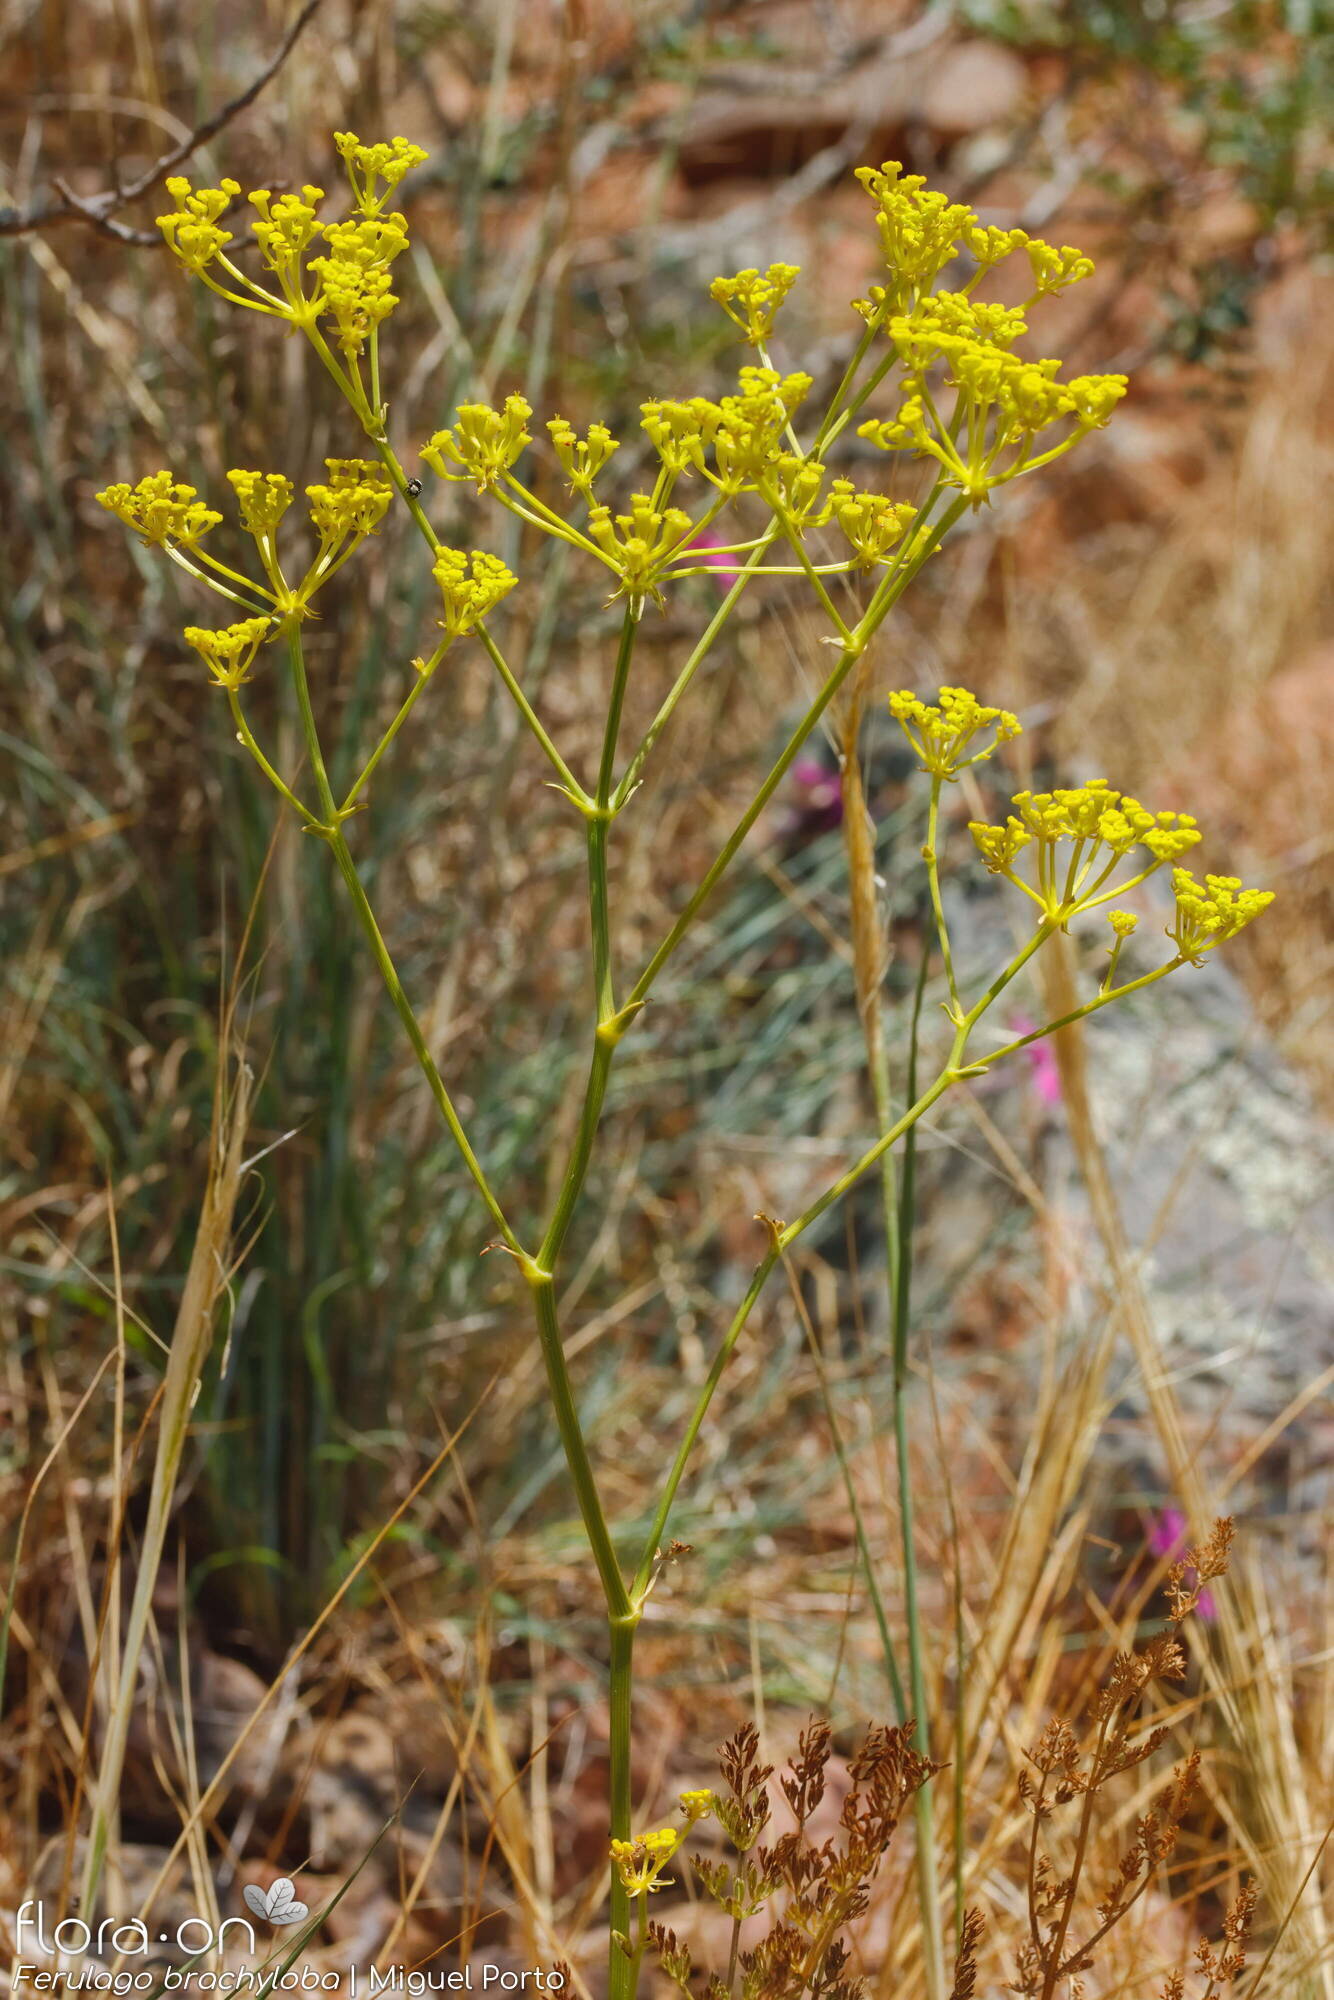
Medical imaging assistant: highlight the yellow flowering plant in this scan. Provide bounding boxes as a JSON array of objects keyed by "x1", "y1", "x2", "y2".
[{"x1": 94, "y1": 135, "x2": 1272, "y2": 1998}]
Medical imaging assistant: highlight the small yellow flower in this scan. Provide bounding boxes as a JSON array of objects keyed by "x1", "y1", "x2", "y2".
[
  {"x1": 853, "y1": 161, "x2": 976, "y2": 306},
  {"x1": 248, "y1": 186, "x2": 325, "y2": 280},
  {"x1": 711, "y1": 367, "x2": 812, "y2": 492},
  {"x1": 309, "y1": 214, "x2": 410, "y2": 357},
  {"x1": 970, "y1": 815, "x2": 1031, "y2": 874},
  {"x1": 1169, "y1": 870, "x2": 1274, "y2": 963},
  {"x1": 305, "y1": 458, "x2": 392, "y2": 543},
  {"x1": 96, "y1": 471, "x2": 222, "y2": 546},
  {"x1": 156, "y1": 177, "x2": 241, "y2": 274},
  {"x1": 889, "y1": 686, "x2": 1022, "y2": 780},
  {"x1": 679, "y1": 1788, "x2": 714, "y2": 1824},
  {"x1": 1108, "y1": 910, "x2": 1139, "y2": 938},
  {"x1": 334, "y1": 132, "x2": 428, "y2": 215},
  {"x1": 1025, "y1": 240, "x2": 1096, "y2": 296},
  {"x1": 763, "y1": 453, "x2": 832, "y2": 531},
  {"x1": 827, "y1": 483, "x2": 916, "y2": 570},
  {"x1": 547, "y1": 417, "x2": 619, "y2": 498},
  {"x1": 640, "y1": 398, "x2": 717, "y2": 479},
  {"x1": 609, "y1": 1828, "x2": 681, "y2": 1898},
  {"x1": 963, "y1": 222, "x2": 1029, "y2": 270},
  {"x1": 432, "y1": 548, "x2": 518, "y2": 638},
  {"x1": 422, "y1": 397, "x2": 533, "y2": 491},
  {"x1": 587, "y1": 494, "x2": 693, "y2": 607},
  {"x1": 709, "y1": 263, "x2": 801, "y2": 344},
  {"x1": 183, "y1": 616, "x2": 272, "y2": 689},
  {"x1": 227, "y1": 470, "x2": 295, "y2": 536}
]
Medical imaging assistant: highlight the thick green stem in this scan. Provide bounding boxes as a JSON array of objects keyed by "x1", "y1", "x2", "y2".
[
  {"x1": 526, "y1": 1270, "x2": 631, "y2": 1617},
  {"x1": 608, "y1": 1613, "x2": 639, "y2": 2000},
  {"x1": 890, "y1": 945, "x2": 946, "y2": 2000}
]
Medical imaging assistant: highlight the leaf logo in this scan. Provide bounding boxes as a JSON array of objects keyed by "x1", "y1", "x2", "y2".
[{"x1": 242, "y1": 1879, "x2": 310, "y2": 1927}]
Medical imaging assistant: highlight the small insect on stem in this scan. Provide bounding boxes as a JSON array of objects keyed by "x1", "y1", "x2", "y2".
[{"x1": 406, "y1": 478, "x2": 423, "y2": 498}]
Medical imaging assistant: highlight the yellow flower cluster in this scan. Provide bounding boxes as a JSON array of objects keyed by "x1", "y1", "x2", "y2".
[
  {"x1": 969, "y1": 781, "x2": 1203, "y2": 919},
  {"x1": 842, "y1": 163, "x2": 1122, "y2": 505},
  {"x1": 763, "y1": 452, "x2": 832, "y2": 530},
  {"x1": 1169, "y1": 870, "x2": 1274, "y2": 962},
  {"x1": 99, "y1": 455, "x2": 400, "y2": 665},
  {"x1": 333, "y1": 132, "x2": 428, "y2": 214},
  {"x1": 227, "y1": 470, "x2": 294, "y2": 536},
  {"x1": 305, "y1": 458, "x2": 392, "y2": 545},
  {"x1": 609, "y1": 1828, "x2": 682, "y2": 1899},
  {"x1": 421, "y1": 396, "x2": 533, "y2": 491},
  {"x1": 828, "y1": 484, "x2": 917, "y2": 569},
  {"x1": 852, "y1": 160, "x2": 1098, "y2": 313},
  {"x1": 1027, "y1": 240, "x2": 1096, "y2": 295},
  {"x1": 547, "y1": 417, "x2": 619, "y2": 498},
  {"x1": 156, "y1": 132, "x2": 427, "y2": 370},
  {"x1": 1011, "y1": 784, "x2": 1200, "y2": 859},
  {"x1": 709, "y1": 262, "x2": 801, "y2": 344},
  {"x1": 679, "y1": 1788, "x2": 714, "y2": 1823},
  {"x1": 888, "y1": 686, "x2": 1021, "y2": 779},
  {"x1": 640, "y1": 367, "x2": 811, "y2": 496},
  {"x1": 859, "y1": 297, "x2": 1127, "y2": 506},
  {"x1": 310, "y1": 213, "x2": 411, "y2": 357},
  {"x1": 853, "y1": 163, "x2": 978, "y2": 309},
  {"x1": 432, "y1": 548, "x2": 518, "y2": 638},
  {"x1": 182, "y1": 617, "x2": 272, "y2": 689},
  {"x1": 587, "y1": 494, "x2": 694, "y2": 606},
  {"x1": 885, "y1": 690, "x2": 1273, "y2": 969},
  {"x1": 248, "y1": 186, "x2": 324, "y2": 282},
  {"x1": 964, "y1": 222, "x2": 1031, "y2": 270},
  {"x1": 96, "y1": 472, "x2": 221, "y2": 546},
  {"x1": 711, "y1": 367, "x2": 812, "y2": 492},
  {"x1": 156, "y1": 177, "x2": 240, "y2": 274}
]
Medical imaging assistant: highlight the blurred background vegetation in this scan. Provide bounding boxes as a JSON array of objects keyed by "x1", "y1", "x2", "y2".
[{"x1": 1, "y1": 0, "x2": 1332, "y2": 1959}]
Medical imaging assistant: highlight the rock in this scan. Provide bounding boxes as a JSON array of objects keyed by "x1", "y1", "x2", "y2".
[{"x1": 917, "y1": 40, "x2": 1028, "y2": 139}]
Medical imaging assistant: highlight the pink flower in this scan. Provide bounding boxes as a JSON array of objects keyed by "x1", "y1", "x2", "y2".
[
  {"x1": 1008, "y1": 1014, "x2": 1062, "y2": 1106},
  {"x1": 685, "y1": 525, "x2": 740, "y2": 597},
  {"x1": 1148, "y1": 1507, "x2": 1216, "y2": 1620},
  {"x1": 778, "y1": 756, "x2": 843, "y2": 838}
]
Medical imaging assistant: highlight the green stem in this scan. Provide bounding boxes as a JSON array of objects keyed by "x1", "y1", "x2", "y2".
[
  {"x1": 164, "y1": 542, "x2": 270, "y2": 615},
  {"x1": 892, "y1": 941, "x2": 946, "y2": 2000},
  {"x1": 324, "y1": 831, "x2": 521, "y2": 1252},
  {"x1": 612, "y1": 534, "x2": 777, "y2": 811},
  {"x1": 536, "y1": 609, "x2": 640, "y2": 1265},
  {"x1": 627, "y1": 497, "x2": 967, "y2": 1013},
  {"x1": 974, "y1": 955, "x2": 1181, "y2": 1067},
  {"x1": 632, "y1": 1044, "x2": 966, "y2": 1596},
  {"x1": 226, "y1": 689, "x2": 318, "y2": 824},
  {"x1": 338, "y1": 646, "x2": 445, "y2": 816},
  {"x1": 362, "y1": 423, "x2": 443, "y2": 553},
  {"x1": 285, "y1": 622, "x2": 339, "y2": 818},
  {"x1": 598, "y1": 604, "x2": 638, "y2": 811},
  {"x1": 632, "y1": 1247, "x2": 778, "y2": 1598},
  {"x1": 926, "y1": 775, "x2": 961, "y2": 1018},
  {"x1": 475, "y1": 623, "x2": 587, "y2": 798},
  {"x1": 284, "y1": 623, "x2": 520, "y2": 1251},
  {"x1": 526, "y1": 1270, "x2": 630, "y2": 1615},
  {"x1": 608, "y1": 1613, "x2": 639, "y2": 2000}
]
